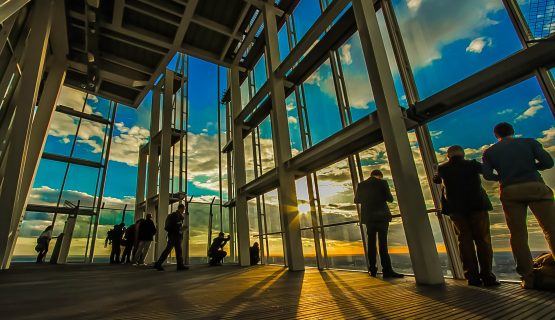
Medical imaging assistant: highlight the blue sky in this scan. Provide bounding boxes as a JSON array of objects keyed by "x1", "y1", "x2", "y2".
[{"x1": 17, "y1": 0, "x2": 555, "y2": 265}]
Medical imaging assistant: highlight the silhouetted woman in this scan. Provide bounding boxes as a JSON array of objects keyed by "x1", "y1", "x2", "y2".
[{"x1": 36, "y1": 225, "x2": 53, "y2": 263}]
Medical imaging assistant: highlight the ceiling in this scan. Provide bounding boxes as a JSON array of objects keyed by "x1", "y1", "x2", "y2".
[{"x1": 63, "y1": 0, "x2": 264, "y2": 107}]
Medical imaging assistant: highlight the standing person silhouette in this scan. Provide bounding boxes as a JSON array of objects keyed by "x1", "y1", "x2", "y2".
[
  {"x1": 434, "y1": 145, "x2": 498, "y2": 286},
  {"x1": 154, "y1": 204, "x2": 188, "y2": 271},
  {"x1": 35, "y1": 225, "x2": 53, "y2": 263},
  {"x1": 483, "y1": 122, "x2": 554, "y2": 289},
  {"x1": 355, "y1": 169, "x2": 403, "y2": 278}
]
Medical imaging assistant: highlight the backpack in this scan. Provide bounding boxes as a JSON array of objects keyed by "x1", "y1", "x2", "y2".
[
  {"x1": 533, "y1": 253, "x2": 555, "y2": 290},
  {"x1": 107, "y1": 229, "x2": 115, "y2": 241}
]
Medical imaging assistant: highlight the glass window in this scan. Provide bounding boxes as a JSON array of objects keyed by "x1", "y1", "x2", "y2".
[
  {"x1": 292, "y1": 0, "x2": 322, "y2": 44},
  {"x1": 517, "y1": 0, "x2": 555, "y2": 39},
  {"x1": 258, "y1": 116, "x2": 275, "y2": 174},
  {"x1": 286, "y1": 93, "x2": 303, "y2": 153},
  {"x1": 428, "y1": 77, "x2": 555, "y2": 280},
  {"x1": 358, "y1": 144, "x2": 413, "y2": 274},
  {"x1": 315, "y1": 159, "x2": 358, "y2": 225},
  {"x1": 303, "y1": 59, "x2": 343, "y2": 145},
  {"x1": 244, "y1": 132, "x2": 255, "y2": 183},
  {"x1": 391, "y1": 0, "x2": 522, "y2": 98},
  {"x1": 323, "y1": 223, "x2": 366, "y2": 270},
  {"x1": 188, "y1": 202, "x2": 210, "y2": 264},
  {"x1": 253, "y1": 54, "x2": 267, "y2": 93}
]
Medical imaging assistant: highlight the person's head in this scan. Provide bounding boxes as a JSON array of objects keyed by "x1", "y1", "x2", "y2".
[
  {"x1": 119, "y1": 223, "x2": 125, "y2": 227},
  {"x1": 177, "y1": 203, "x2": 185, "y2": 213},
  {"x1": 494, "y1": 122, "x2": 515, "y2": 140},
  {"x1": 45, "y1": 225, "x2": 53, "y2": 231},
  {"x1": 370, "y1": 169, "x2": 383, "y2": 180},
  {"x1": 219, "y1": 232, "x2": 225, "y2": 238},
  {"x1": 146, "y1": 213, "x2": 153, "y2": 220},
  {"x1": 253, "y1": 242, "x2": 259, "y2": 248},
  {"x1": 447, "y1": 145, "x2": 465, "y2": 159}
]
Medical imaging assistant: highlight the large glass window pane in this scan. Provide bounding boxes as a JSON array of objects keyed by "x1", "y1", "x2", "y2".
[
  {"x1": 358, "y1": 144, "x2": 413, "y2": 274},
  {"x1": 391, "y1": 0, "x2": 522, "y2": 98},
  {"x1": 303, "y1": 59, "x2": 343, "y2": 144},
  {"x1": 315, "y1": 159, "x2": 358, "y2": 225},
  {"x1": 323, "y1": 223, "x2": 366, "y2": 270},
  {"x1": 286, "y1": 93, "x2": 303, "y2": 153},
  {"x1": 428, "y1": 77, "x2": 555, "y2": 280},
  {"x1": 292, "y1": 0, "x2": 322, "y2": 43},
  {"x1": 518, "y1": 0, "x2": 555, "y2": 39},
  {"x1": 189, "y1": 202, "x2": 211, "y2": 264}
]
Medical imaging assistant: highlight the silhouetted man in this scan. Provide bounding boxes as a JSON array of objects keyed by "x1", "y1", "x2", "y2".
[
  {"x1": 154, "y1": 204, "x2": 188, "y2": 271},
  {"x1": 105, "y1": 223, "x2": 125, "y2": 264},
  {"x1": 434, "y1": 145, "x2": 498, "y2": 286},
  {"x1": 354, "y1": 169, "x2": 403, "y2": 278},
  {"x1": 133, "y1": 213, "x2": 157, "y2": 265},
  {"x1": 121, "y1": 222, "x2": 137, "y2": 264},
  {"x1": 483, "y1": 122, "x2": 555, "y2": 289},
  {"x1": 209, "y1": 232, "x2": 231, "y2": 266},
  {"x1": 250, "y1": 242, "x2": 260, "y2": 266}
]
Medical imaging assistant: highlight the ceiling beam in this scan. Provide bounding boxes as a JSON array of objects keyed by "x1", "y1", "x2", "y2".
[
  {"x1": 131, "y1": 0, "x2": 200, "y2": 107},
  {"x1": 191, "y1": 14, "x2": 242, "y2": 40},
  {"x1": 50, "y1": 0, "x2": 69, "y2": 59},
  {"x1": 112, "y1": 0, "x2": 124, "y2": 27},
  {"x1": 69, "y1": 21, "x2": 167, "y2": 55},
  {"x1": 0, "y1": 0, "x2": 31, "y2": 24},
  {"x1": 243, "y1": 0, "x2": 284, "y2": 16},
  {"x1": 232, "y1": 13, "x2": 263, "y2": 65},
  {"x1": 69, "y1": 10, "x2": 172, "y2": 50},
  {"x1": 180, "y1": 44, "x2": 244, "y2": 71},
  {"x1": 125, "y1": 3, "x2": 180, "y2": 27},
  {"x1": 68, "y1": 60, "x2": 145, "y2": 89},
  {"x1": 220, "y1": 3, "x2": 251, "y2": 60}
]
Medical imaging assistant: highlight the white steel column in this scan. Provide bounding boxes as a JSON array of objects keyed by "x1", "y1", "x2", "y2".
[
  {"x1": 156, "y1": 70, "x2": 174, "y2": 260},
  {"x1": 230, "y1": 67, "x2": 250, "y2": 266},
  {"x1": 0, "y1": 0, "x2": 54, "y2": 269},
  {"x1": 352, "y1": 0, "x2": 444, "y2": 284},
  {"x1": 381, "y1": 0, "x2": 463, "y2": 279},
  {"x1": 57, "y1": 214, "x2": 77, "y2": 264},
  {"x1": 263, "y1": 2, "x2": 304, "y2": 271},
  {"x1": 4, "y1": 59, "x2": 67, "y2": 268},
  {"x1": 146, "y1": 87, "x2": 161, "y2": 259},
  {"x1": 135, "y1": 148, "x2": 148, "y2": 221}
]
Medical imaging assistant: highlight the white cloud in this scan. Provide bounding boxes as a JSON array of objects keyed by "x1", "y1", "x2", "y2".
[
  {"x1": 466, "y1": 37, "x2": 492, "y2": 53},
  {"x1": 340, "y1": 43, "x2": 352, "y2": 65},
  {"x1": 397, "y1": 0, "x2": 503, "y2": 67},
  {"x1": 497, "y1": 108, "x2": 513, "y2": 115},
  {"x1": 28, "y1": 185, "x2": 135, "y2": 208},
  {"x1": 288, "y1": 116, "x2": 298, "y2": 124},
  {"x1": 406, "y1": 0, "x2": 422, "y2": 11},
  {"x1": 515, "y1": 96, "x2": 544, "y2": 121}
]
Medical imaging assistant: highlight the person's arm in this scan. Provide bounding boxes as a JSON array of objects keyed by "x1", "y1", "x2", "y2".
[
  {"x1": 354, "y1": 185, "x2": 361, "y2": 204},
  {"x1": 482, "y1": 152, "x2": 499, "y2": 181},
  {"x1": 384, "y1": 181, "x2": 394, "y2": 203},
  {"x1": 473, "y1": 160, "x2": 483, "y2": 174},
  {"x1": 532, "y1": 139, "x2": 554, "y2": 170}
]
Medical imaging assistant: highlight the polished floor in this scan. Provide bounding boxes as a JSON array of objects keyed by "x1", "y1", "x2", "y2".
[{"x1": 1, "y1": 263, "x2": 555, "y2": 319}]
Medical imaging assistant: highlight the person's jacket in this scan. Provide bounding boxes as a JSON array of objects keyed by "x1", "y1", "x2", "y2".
[
  {"x1": 164, "y1": 211, "x2": 184, "y2": 237},
  {"x1": 137, "y1": 218, "x2": 157, "y2": 241},
  {"x1": 124, "y1": 224, "x2": 136, "y2": 241},
  {"x1": 209, "y1": 236, "x2": 229, "y2": 255},
  {"x1": 354, "y1": 177, "x2": 394, "y2": 224},
  {"x1": 433, "y1": 157, "x2": 492, "y2": 215}
]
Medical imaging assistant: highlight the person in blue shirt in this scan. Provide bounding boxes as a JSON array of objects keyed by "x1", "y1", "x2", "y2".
[{"x1": 482, "y1": 122, "x2": 554, "y2": 289}]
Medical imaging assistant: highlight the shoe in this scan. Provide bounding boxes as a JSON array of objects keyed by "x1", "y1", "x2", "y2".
[
  {"x1": 177, "y1": 266, "x2": 189, "y2": 271},
  {"x1": 520, "y1": 277, "x2": 534, "y2": 289},
  {"x1": 468, "y1": 278, "x2": 483, "y2": 286},
  {"x1": 370, "y1": 272, "x2": 377, "y2": 277},
  {"x1": 154, "y1": 264, "x2": 164, "y2": 271},
  {"x1": 383, "y1": 271, "x2": 404, "y2": 278},
  {"x1": 483, "y1": 279, "x2": 500, "y2": 287}
]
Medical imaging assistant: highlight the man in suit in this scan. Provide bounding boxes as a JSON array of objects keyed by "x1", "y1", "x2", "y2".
[
  {"x1": 355, "y1": 169, "x2": 403, "y2": 278},
  {"x1": 434, "y1": 145, "x2": 499, "y2": 286}
]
